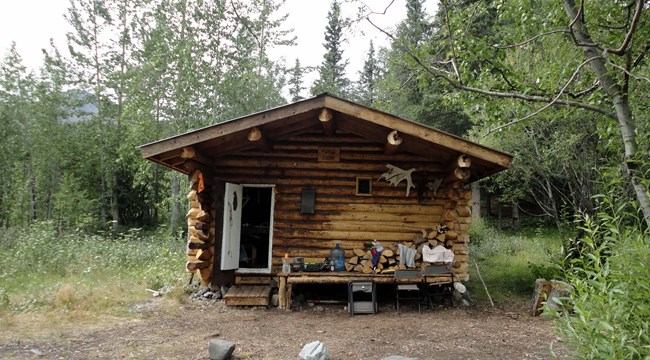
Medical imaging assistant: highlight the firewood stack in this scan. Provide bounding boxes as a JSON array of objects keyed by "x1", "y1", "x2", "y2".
[
  {"x1": 345, "y1": 224, "x2": 463, "y2": 274},
  {"x1": 185, "y1": 170, "x2": 216, "y2": 286}
]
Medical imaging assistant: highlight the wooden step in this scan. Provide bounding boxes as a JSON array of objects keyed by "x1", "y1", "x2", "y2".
[
  {"x1": 235, "y1": 275, "x2": 273, "y2": 286},
  {"x1": 224, "y1": 285, "x2": 272, "y2": 307}
]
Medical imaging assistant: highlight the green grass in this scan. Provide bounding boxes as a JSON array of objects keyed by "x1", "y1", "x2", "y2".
[
  {"x1": 0, "y1": 222, "x2": 186, "y2": 315},
  {"x1": 465, "y1": 218, "x2": 567, "y2": 304}
]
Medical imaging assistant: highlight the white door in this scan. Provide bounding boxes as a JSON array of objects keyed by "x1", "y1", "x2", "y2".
[{"x1": 221, "y1": 183, "x2": 242, "y2": 270}]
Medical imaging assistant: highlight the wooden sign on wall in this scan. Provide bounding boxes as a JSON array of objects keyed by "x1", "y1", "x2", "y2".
[{"x1": 318, "y1": 147, "x2": 340, "y2": 162}]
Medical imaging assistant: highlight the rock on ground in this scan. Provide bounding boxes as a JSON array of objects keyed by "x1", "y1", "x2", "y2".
[
  {"x1": 209, "y1": 339, "x2": 235, "y2": 360},
  {"x1": 299, "y1": 340, "x2": 330, "y2": 360}
]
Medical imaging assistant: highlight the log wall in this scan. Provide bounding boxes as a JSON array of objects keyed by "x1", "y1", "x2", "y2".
[{"x1": 211, "y1": 131, "x2": 473, "y2": 282}]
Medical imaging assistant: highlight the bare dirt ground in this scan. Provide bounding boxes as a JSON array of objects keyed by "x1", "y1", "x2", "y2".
[{"x1": 0, "y1": 296, "x2": 567, "y2": 360}]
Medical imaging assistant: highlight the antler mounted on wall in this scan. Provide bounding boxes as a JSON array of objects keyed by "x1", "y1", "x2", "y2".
[{"x1": 380, "y1": 164, "x2": 416, "y2": 197}]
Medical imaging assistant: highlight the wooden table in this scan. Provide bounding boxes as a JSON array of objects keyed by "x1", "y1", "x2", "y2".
[{"x1": 276, "y1": 272, "x2": 451, "y2": 310}]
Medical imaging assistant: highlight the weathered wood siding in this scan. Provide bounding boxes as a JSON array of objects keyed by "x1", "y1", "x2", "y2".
[{"x1": 213, "y1": 131, "x2": 472, "y2": 281}]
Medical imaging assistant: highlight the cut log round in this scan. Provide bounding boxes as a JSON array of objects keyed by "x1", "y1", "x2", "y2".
[{"x1": 186, "y1": 261, "x2": 210, "y2": 272}]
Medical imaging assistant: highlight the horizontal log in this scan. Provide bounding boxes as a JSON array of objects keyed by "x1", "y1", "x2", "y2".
[
  {"x1": 452, "y1": 243, "x2": 469, "y2": 255},
  {"x1": 214, "y1": 157, "x2": 444, "y2": 173},
  {"x1": 196, "y1": 248, "x2": 213, "y2": 261},
  {"x1": 276, "y1": 202, "x2": 443, "y2": 215},
  {"x1": 276, "y1": 193, "x2": 441, "y2": 206},
  {"x1": 273, "y1": 220, "x2": 441, "y2": 234},
  {"x1": 186, "y1": 261, "x2": 210, "y2": 272},
  {"x1": 274, "y1": 210, "x2": 441, "y2": 223},
  {"x1": 273, "y1": 230, "x2": 413, "y2": 249},
  {"x1": 456, "y1": 206, "x2": 471, "y2": 217},
  {"x1": 198, "y1": 266, "x2": 212, "y2": 286},
  {"x1": 273, "y1": 238, "x2": 401, "y2": 250}
]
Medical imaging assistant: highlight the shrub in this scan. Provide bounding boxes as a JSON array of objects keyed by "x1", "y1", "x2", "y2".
[{"x1": 555, "y1": 200, "x2": 650, "y2": 358}]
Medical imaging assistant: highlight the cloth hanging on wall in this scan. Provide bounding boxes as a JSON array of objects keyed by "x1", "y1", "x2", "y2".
[
  {"x1": 397, "y1": 243, "x2": 417, "y2": 268},
  {"x1": 422, "y1": 245, "x2": 454, "y2": 263}
]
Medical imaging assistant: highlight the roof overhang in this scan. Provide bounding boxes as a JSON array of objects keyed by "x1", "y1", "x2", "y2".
[{"x1": 140, "y1": 94, "x2": 512, "y2": 182}]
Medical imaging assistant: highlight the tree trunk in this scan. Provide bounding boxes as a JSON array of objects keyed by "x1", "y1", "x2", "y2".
[
  {"x1": 563, "y1": 0, "x2": 650, "y2": 227},
  {"x1": 471, "y1": 182, "x2": 481, "y2": 218},
  {"x1": 512, "y1": 200, "x2": 520, "y2": 230},
  {"x1": 170, "y1": 174, "x2": 181, "y2": 234},
  {"x1": 111, "y1": 173, "x2": 119, "y2": 232}
]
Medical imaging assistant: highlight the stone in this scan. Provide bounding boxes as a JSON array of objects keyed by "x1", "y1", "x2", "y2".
[
  {"x1": 209, "y1": 339, "x2": 236, "y2": 360},
  {"x1": 299, "y1": 341, "x2": 330, "y2": 360},
  {"x1": 380, "y1": 356, "x2": 417, "y2": 360}
]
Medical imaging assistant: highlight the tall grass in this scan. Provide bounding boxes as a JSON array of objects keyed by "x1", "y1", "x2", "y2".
[
  {"x1": 0, "y1": 222, "x2": 185, "y2": 315},
  {"x1": 466, "y1": 218, "x2": 566, "y2": 303}
]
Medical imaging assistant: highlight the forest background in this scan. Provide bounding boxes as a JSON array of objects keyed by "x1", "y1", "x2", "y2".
[{"x1": 0, "y1": 0, "x2": 648, "y2": 357}]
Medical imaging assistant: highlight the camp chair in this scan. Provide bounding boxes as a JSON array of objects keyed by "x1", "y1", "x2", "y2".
[
  {"x1": 394, "y1": 269, "x2": 423, "y2": 313},
  {"x1": 422, "y1": 264, "x2": 455, "y2": 308}
]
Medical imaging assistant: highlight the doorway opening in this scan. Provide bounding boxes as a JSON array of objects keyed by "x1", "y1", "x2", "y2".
[{"x1": 239, "y1": 186, "x2": 273, "y2": 270}]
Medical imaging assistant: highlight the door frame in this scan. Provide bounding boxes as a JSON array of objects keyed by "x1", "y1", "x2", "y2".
[{"x1": 236, "y1": 184, "x2": 275, "y2": 274}]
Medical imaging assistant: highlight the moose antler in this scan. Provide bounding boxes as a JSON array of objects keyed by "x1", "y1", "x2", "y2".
[{"x1": 380, "y1": 164, "x2": 416, "y2": 197}]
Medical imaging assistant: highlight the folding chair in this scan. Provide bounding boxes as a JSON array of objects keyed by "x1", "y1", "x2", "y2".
[
  {"x1": 422, "y1": 264, "x2": 455, "y2": 308},
  {"x1": 394, "y1": 269, "x2": 423, "y2": 313}
]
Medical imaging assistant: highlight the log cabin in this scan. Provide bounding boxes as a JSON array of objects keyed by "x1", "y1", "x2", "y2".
[{"x1": 140, "y1": 93, "x2": 512, "y2": 308}]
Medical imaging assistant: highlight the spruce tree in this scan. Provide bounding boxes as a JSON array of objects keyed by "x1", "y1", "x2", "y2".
[
  {"x1": 357, "y1": 41, "x2": 381, "y2": 106},
  {"x1": 288, "y1": 58, "x2": 305, "y2": 102},
  {"x1": 311, "y1": 0, "x2": 349, "y2": 97}
]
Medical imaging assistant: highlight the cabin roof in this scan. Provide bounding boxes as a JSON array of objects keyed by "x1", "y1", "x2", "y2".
[{"x1": 140, "y1": 93, "x2": 512, "y2": 182}]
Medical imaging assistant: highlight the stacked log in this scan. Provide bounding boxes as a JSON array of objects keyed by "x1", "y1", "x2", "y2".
[
  {"x1": 186, "y1": 170, "x2": 216, "y2": 286},
  {"x1": 345, "y1": 223, "x2": 465, "y2": 274}
]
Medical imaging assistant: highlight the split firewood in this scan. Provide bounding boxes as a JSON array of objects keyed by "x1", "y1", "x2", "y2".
[
  {"x1": 388, "y1": 258, "x2": 397, "y2": 266},
  {"x1": 362, "y1": 251, "x2": 371, "y2": 260},
  {"x1": 445, "y1": 240, "x2": 454, "y2": 248},
  {"x1": 414, "y1": 235, "x2": 427, "y2": 245},
  {"x1": 446, "y1": 230, "x2": 458, "y2": 240},
  {"x1": 349, "y1": 256, "x2": 359, "y2": 265},
  {"x1": 379, "y1": 255, "x2": 388, "y2": 264},
  {"x1": 398, "y1": 264, "x2": 407, "y2": 270},
  {"x1": 362, "y1": 265, "x2": 373, "y2": 274},
  {"x1": 427, "y1": 230, "x2": 438, "y2": 240},
  {"x1": 428, "y1": 239, "x2": 438, "y2": 247},
  {"x1": 353, "y1": 248, "x2": 366, "y2": 257},
  {"x1": 345, "y1": 263, "x2": 354, "y2": 271},
  {"x1": 382, "y1": 249, "x2": 394, "y2": 257},
  {"x1": 353, "y1": 265, "x2": 363, "y2": 272},
  {"x1": 436, "y1": 233, "x2": 446, "y2": 242}
]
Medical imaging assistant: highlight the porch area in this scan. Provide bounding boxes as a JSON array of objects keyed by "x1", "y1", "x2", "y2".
[{"x1": 277, "y1": 271, "x2": 454, "y2": 310}]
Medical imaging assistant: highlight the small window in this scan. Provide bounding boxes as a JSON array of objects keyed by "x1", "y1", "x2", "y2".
[
  {"x1": 356, "y1": 177, "x2": 372, "y2": 196},
  {"x1": 300, "y1": 189, "x2": 316, "y2": 214}
]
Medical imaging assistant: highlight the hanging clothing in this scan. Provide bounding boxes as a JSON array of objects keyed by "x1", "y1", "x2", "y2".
[
  {"x1": 397, "y1": 243, "x2": 417, "y2": 268},
  {"x1": 422, "y1": 245, "x2": 454, "y2": 263}
]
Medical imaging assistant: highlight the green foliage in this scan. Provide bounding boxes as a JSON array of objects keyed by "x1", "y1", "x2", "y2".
[
  {"x1": 311, "y1": 0, "x2": 350, "y2": 97},
  {"x1": 0, "y1": 222, "x2": 184, "y2": 313},
  {"x1": 467, "y1": 218, "x2": 565, "y2": 302},
  {"x1": 556, "y1": 198, "x2": 650, "y2": 358}
]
